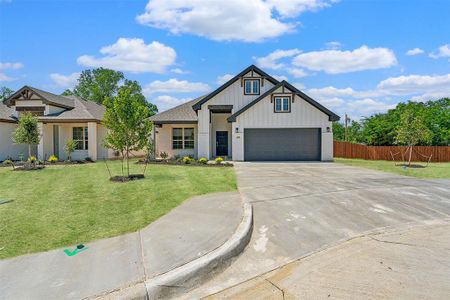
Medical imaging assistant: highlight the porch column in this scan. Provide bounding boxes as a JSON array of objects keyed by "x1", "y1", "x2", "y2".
[
  {"x1": 197, "y1": 108, "x2": 210, "y2": 159},
  {"x1": 88, "y1": 122, "x2": 97, "y2": 161},
  {"x1": 37, "y1": 122, "x2": 44, "y2": 160}
]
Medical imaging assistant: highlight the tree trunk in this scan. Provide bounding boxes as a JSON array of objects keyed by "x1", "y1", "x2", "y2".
[
  {"x1": 408, "y1": 145, "x2": 413, "y2": 166},
  {"x1": 121, "y1": 151, "x2": 124, "y2": 178},
  {"x1": 28, "y1": 144, "x2": 31, "y2": 158},
  {"x1": 126, "y1": 149, "x2": 130, "y2": 177}
]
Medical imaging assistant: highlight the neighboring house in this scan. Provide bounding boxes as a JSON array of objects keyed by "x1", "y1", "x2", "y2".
[
  {"x1": 0, "y1": 86, "x2": 113, "y2": 161},
  {"x1": 150, "y1": 65, "x2": 340, "y2": 161}
]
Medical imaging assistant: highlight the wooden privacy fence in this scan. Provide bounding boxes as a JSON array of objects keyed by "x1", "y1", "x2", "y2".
[{"x1": 334, "y1": 141, "x2": 450, "y2": 162}]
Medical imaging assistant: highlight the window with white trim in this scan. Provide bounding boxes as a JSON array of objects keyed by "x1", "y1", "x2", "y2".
[
  {"x1": 244, "y1": 79, "x2": 260, "y2": 95},
  {"x1": 274, "y1": 96, "x2": 291, "y2": 113},
  {"x1": 72, "y1": 127, "x2": 88, "y2": 150},
  {"x1": 172, "y1": 128, "x2": 194, "y2": 149}
]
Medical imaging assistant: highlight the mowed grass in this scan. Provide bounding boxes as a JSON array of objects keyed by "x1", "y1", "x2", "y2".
[
  {"x1": 0, "y1": 160, "x2": 236, "y2": 259},
  {"x1": 335, "y1": 158, "x2": 450, "y2": 179}
]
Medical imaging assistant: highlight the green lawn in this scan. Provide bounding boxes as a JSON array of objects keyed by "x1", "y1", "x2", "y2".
[
  {"x1": 0, "y1": 161, "x2": 236, "y2": 259},
  {"x1": 335, "y1": 158, "x2": 450, "y2": 179}
]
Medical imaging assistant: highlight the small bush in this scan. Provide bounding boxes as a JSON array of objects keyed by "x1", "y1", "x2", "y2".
[
  {"x1": 85, "y1": 157, "x2": 93, "y2": 162},
  {"x1": 160, "y1": 152, "x2": 169, "y2": 160},
  {"x1": 198, "y1": 157, "x2": 207, "y2": 164},
  {"x1": 215, "y1": 157, "x2": 224, "y2": 164},
  {"x1": 3, "y1": 159, "x2": 12, "y2": 165},
  {"x1": 28, "y1": 156, "x2": 37, "y2": 163},
  {"x1": 48, "y1": 155, "x2": 58, "y2": 163},
  {"x1": 182, "y1": 156, "x2": 192, "y2": 164}
]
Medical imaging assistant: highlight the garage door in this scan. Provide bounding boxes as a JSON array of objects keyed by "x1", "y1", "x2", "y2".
[{"x1": 244, "y1": 128, "x2": 321, "y2": 161}]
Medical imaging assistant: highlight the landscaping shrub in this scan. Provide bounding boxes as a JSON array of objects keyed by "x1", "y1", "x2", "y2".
[
  {"x1": 28, "y1": 156, "x2": 37, "y2": 164},
  {"x1": 182, "y1": 156, "x2": 193, "y2": 164},
  {"x1": 160, "y1": 151, "x2": 169, "y2": 161},
  {"x1": 198, "y1": 157, "x2": 207, "y2": 164},
  {"x1": 215, "y1": 157, "x2": 224, "y2": 164},
  {"x1": 3, "y1": 159, "x2": 12, "y2": 165},
  {"x1": 48, "y1": 155, "x2": 58, "y2": 163}
]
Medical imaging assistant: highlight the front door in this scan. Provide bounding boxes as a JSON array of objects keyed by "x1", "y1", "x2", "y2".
[{"x1": 216, "y1": 131, "x2": 228, "y2": 157}]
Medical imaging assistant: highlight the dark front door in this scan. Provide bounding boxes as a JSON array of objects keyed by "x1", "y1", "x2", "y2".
[{"x1": 216, "y1": 131, "x2": 228, "y2": 156}]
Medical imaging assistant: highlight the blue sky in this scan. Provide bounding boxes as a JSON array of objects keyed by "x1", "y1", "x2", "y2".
[{"x1": 1, "y1": 0, "x2": 450, "y2": 119}]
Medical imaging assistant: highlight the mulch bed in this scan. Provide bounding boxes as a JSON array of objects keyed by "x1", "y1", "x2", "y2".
[
  {"x1": 137, "y1": 160, "x2": 233, "y2": 167},
  {"x1": 110, "y1": 174, "x2": 145, "y2": 182},
  {"x1": 13, "y1": 165, "x2": 46, "y2": 171}
]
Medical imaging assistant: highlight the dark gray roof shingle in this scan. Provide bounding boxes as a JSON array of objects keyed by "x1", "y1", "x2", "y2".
[
  {"x1": 149, "y1": 96, "x2": 204, "y2": 123},
  {"x1": 0, "y1": 102, "x2": 16, "y2": 122},
  {"x1": 38, "y1": 95, "x2": 105, "y2": 122}
]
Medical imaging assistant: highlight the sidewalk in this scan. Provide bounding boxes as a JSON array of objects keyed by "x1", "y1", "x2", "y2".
[
  {"x1": 207, "y1": 222, "x2": 450, "y2": 299},
  {"x1": 0, "y1": 191, "x2": 245, "y2": 300}
]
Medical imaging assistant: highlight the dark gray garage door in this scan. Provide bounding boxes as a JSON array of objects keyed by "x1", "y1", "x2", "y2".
[{"x1": 244, "y1": 128, "x2": 321, "y2": 161}]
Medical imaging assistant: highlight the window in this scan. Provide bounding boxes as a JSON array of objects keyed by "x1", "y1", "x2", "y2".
[
  {"x1": 72, "y1": 127, "x2": 88, "y2": 150},
  {"x1": 274, "y1": 96, "x2": 291, "y2": 113},
  {"x1": 184, "y1": 128, "x2": 195, "y2": 149},
  {"x1": 244, "y1": 79, "x2": 260, "y2": 95},
  {"x1": 172, "y1": 128, "x2": 194, "y2": 149}
]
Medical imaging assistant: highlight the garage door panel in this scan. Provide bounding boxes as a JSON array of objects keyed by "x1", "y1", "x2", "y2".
[{"x1": 244, "y1": 128, "x2": 321, "y2": 161}]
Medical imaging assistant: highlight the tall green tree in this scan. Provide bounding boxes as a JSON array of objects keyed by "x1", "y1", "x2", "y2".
[
  {"x1": 12, "y1": 113, "x2": 41, "y2": 158},
  {"x1": 102, "y1": 84, "x2": 153, "y2": 177},
  {"x1": 0, "y1": 86, "x2": 14, "y2": 101},
  {"x1": 73, "y1": 68, "x2": 124, "y2": 104}
]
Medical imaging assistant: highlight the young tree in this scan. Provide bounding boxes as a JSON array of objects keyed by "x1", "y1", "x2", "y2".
[
  {"x1": 102, "y1": 85, "x2": 153, "y2": 177},
  {"x1": 395, "y1": 110, "x2": 433, "y2": 165},
  {"x1": 64, "y1": 139, "x2": 77, "y2": 161},
  {"x1": 12, "y1": 112, "x2": 41, "y2": 158}
]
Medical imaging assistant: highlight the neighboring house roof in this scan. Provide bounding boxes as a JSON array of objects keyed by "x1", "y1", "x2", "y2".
[
  {"x1": 0, "y1": 101, "x2": 16, "y2": 123},
  {"x1": 4, "y1": 86, "x2": 75, "y2": 109},
  {"x1": 192, "y1": 65, "x2": 279, "y2": 111},
  {"x1": 149, "y1": 96, "x2": 205, "y2": 124},
  {"x1": 228, "y1": 80, "x2": 341, "y2": 122},
  {"x1": 38, "y1": 95, "x2": 105, "y2": 122}
]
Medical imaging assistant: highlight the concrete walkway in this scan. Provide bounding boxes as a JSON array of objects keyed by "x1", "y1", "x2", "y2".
[
  {"x1": 182, "y1": 162, "x2": 450, "y2": 299},
  {"x1": 208, "y1": 222, "x2": 450, "y2": 299},
  {"x1": 0, "y1": 191, "x2": 244, "y2": 300}
]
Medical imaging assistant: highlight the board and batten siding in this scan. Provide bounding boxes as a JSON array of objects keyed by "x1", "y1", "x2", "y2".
[
  {"x1": 232, "y1": 90, "x2": 333, "y2": 161},
  {"x1": 197, "y1": 71, "x2": 275, "y2": 158}
]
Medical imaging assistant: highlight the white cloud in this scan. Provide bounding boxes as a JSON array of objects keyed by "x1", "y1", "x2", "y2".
[
  {"x1": 377, "y1": 74, "x2": 450, "y2": 95},
  {"x1": 292, "y1": 82, "x2": 306, "y2": 90},
  {"x1": 317, "y1": 97, "x2": 345, "y2": 107},
  {"x1": 77, "y1": 38, "x2": 176, "y2": 73},
  {"x1": 50, "y1": 72, "x2": 80, "y2": 89},
  {"x1": 429, "y1": 44, "x2": 450, "y2": 60},
  {"x1": 292, "y1": 45, "x2": 397, "y2": 74},
  {"x1": 216, "y1": 74, "x2": 234, "y2": 85},
  {"x1": 143, "y1": 78, "x2": 210, "y2": 96},
  {"x1": 347, "y1": 98, "x2": 395, "y2": 115},
  {"x1": 0, "y1": 62, "x2": 23, "y2": 70},
  {"x1": 137, "y1": 0, "x2": 335, "y2": 42},
  {"x1": 152, "y1": 95, "x2": 193, "y2": 111},
  {"x1": 171, "y1": 68, "x2": 189, "y2": 74},
  {"x1": 0, "y1": 73, "x2": 15, "y2": 81},
  {"x1": 271, "y1": 74, "x2": 288, "y2": 82},
  {"x1": 406, "y1": 48, "x2": 424, "y2": 56},
  {"x1": 287, "y1": 67, "x2": 308, "y2": 78},
  {"x1": 325, "y1": 41, "x2": 341, "y2": 50},
  {"x1": 254, "y1": 49, "x2": 300, "y2": 69}
]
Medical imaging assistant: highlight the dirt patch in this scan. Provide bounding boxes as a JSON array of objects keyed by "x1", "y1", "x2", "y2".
[{"x1": 110, "y1": 174, "x2": 145, "y2": 182}]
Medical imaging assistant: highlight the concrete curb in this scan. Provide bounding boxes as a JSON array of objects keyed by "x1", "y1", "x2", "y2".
[{"x1": 144, "y1": 202, "x2": 253, "y2": 300}]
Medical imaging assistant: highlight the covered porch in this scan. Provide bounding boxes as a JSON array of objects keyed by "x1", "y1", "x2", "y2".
[{"x1": 37, "y1": 121, "x2": 106, "y2": 161}]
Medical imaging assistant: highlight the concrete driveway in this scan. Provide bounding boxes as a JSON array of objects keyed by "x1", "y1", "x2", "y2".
[{"x1": 183, "y1": 162, "x2": 450, "y2": 298}]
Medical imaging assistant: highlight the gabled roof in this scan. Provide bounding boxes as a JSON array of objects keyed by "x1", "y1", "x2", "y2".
[
  {"x1": 4, "y1": 86, "x2": 75, "y2": 109},
  {"x1": 38, "y1": 95, "x2": 105, "y2": 122},
  {"x1": 149, "y1": 96, "x2": 205, "y2": 124},
  {"x1": 227, "y1": 80, "x2": 340, "y2": 122},
  {"x1": 192, "y1": 65, "x2": 279, "y2": 111}
]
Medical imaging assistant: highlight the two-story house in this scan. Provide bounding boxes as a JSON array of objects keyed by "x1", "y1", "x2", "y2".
[{"x1": 150, "y1": 65, "x2": 340, "y2": 161}]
